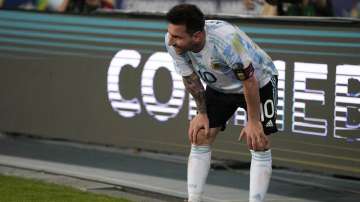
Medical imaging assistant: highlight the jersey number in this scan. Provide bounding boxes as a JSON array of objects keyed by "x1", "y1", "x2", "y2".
[
  {"x1": 260, "y1": 99, "x2": 275, "y2": 121},
  {"x1": 197, "y1": 70, "x2": 217, "y2": 83}
]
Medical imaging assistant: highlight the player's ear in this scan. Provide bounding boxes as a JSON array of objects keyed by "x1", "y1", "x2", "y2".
[{"x1": 192, "y1": 31, "x2": 203, "y2": 42}]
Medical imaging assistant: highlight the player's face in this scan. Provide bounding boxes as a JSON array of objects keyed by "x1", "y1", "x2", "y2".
[{"x1": 167, "y1": 23, "x2": 195, "y2": 54}]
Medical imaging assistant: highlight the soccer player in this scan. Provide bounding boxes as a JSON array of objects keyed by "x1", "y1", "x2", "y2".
[{"x1": 165, "y1": 4, "x2": 278, "y2": 202}]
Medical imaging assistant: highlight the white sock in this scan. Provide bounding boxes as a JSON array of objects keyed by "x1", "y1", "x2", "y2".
[
  {"x1": 187, "y1": 145, "x2": 211, "y2": 202},
  {"x1": 249, "y1": 149, "x2": 272, "y2": 202}
]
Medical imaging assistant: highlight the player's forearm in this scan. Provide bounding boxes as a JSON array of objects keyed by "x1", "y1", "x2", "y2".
[
  {"x1": 183, "y1": 73, "x2": 207, "y2": 114},
  {"x1": 243, "y1": 75, "x2": 261, "y2": 123}
]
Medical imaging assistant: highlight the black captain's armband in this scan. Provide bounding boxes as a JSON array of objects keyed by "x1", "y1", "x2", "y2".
[{"x1": 233, "y1": 63, "x2": 254, "y2": 81}]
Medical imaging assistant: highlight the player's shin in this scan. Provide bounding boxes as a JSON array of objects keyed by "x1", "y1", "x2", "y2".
[
  {"x1": 249, "y1": 149, "x2": 272, "y2": 202},
  {"x1": 187, "y1": 144, "x2": 211, "y2": 202}
]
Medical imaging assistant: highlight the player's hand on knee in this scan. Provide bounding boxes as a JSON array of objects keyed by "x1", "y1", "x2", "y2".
[
  {"x1": 239, "y1": 121, "x2": 268, "y2": 151},
  {"x1": 188, "y1": 113, "x2": 210, "y2": 144}
]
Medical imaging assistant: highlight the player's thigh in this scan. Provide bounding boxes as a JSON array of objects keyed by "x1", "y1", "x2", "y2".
[
  {"x1": 205, "y1": 86, "x2": 241, "y2": 130},
  {"x1": 259, "y1": 76, "x2": 278, "y2": 135}
]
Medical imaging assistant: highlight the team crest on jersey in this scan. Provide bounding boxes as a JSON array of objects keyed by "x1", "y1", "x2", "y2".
[
  {"x1": 211, "y1": 63, "x2": 221, "y2": 70},
  {"x1": 210, "y1": 57, "x2": 222, "y2": 70}
]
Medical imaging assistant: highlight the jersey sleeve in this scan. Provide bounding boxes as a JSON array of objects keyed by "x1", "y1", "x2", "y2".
[
  {"x1": 220, "y1": 31, "x2": 252, "y2": 72},
  {"x1": 165, "y1": 33, "x2": 194, "y2": 77}
]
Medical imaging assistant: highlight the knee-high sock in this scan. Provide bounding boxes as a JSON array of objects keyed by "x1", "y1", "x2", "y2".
[
  {"x1": 187, "y1": 145, "x2": 211, "y2": 202},
  {"x1": 249, "y1": 149, "x2": 272, "y2": 202}
]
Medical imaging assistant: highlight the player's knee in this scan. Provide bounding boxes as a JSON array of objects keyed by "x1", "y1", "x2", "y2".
[
  {"x1": 265, "y1": 139, "x2": 271, "y2": 150},
  {"x1": 194, "y1": 129, "x2": 215, "y2": 146}
]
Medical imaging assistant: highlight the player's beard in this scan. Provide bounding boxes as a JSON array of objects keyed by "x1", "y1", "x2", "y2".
[
  {"x1": 173, "y1": 46, "x2": 186, "y2": 55},
  {"x1": 173, "y1": 41, "x2": 195, "y2": 55}
]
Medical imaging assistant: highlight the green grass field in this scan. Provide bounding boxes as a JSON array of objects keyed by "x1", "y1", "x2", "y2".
[{"x1": 0, "y1": 174, "x2": 132, "y2": 202}]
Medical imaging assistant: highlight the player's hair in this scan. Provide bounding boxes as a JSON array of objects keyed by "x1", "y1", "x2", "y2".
[{"x1": 166, "y1": 4, "x2": 205, "y2": 35}]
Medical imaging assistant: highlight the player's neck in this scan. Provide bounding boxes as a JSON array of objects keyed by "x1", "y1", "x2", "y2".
[{"x1": 191, "y1": 33, "x2": 206, "y2": 53}]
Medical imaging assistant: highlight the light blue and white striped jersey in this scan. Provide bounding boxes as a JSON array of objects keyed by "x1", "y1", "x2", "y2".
[{"x1": 165, "y1": 20, "x2": 278, "y2": 94}]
